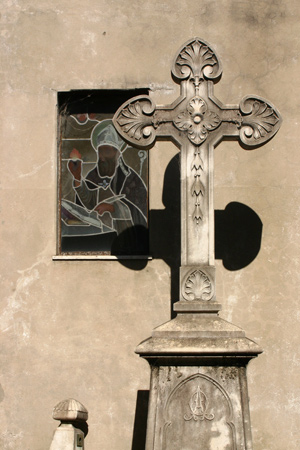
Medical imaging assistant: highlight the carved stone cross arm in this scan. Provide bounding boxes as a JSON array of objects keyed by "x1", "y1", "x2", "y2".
[{"x1": 113, "y1": 38, "x2": 282, "y2": 310}]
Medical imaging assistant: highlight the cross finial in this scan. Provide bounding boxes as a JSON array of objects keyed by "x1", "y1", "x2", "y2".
[{"x1": 113, "y1": 37, "x2": 282, "y2": 312}]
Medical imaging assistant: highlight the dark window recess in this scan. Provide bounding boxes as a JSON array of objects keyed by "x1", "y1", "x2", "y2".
[{"x1": 57, "y1": 89, "x2": 149, "y2": 256}]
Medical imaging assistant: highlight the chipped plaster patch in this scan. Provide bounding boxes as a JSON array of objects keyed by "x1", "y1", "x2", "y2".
[
  {"x1": 0, "y1": 430, "x2": 24, "y2": 450},
  {"x1": 0, "y1": 255, "x2": 49, "y2": 345},
  {"x1": 81, "y1": 30, "x2": 96, "y2": 46}
]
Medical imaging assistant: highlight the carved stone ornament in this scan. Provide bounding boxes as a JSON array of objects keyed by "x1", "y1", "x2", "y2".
[
  {"x1": 173, "y1": 96, "x2": 221, "y2": 146},
  {"x1": 171, "y1": 39, "x2": 222, "y2": 83},
  {"x1": 113, "y1": 38, "x2": 282, "y2": 267},
  {"x1": 184, "y1": 385, "x2": 214, "y2": 422},
  {"x1": 161, "y1": 372, "x2": 237, "y2": 450},
  {"x1": 239, "y1": 96, "x2": 281, "y2": 146},
  {"x1": 128, "y1": 39, "x2": 272, "y2": 450},
  {"x1": 114, "y1": 97, "x2": 158, "y2": 148},
  {"x1": 182, "y1": 268, "x2": 214, "y2": 301},
  {"x1": 52, "y1": 398, "x2": 88, "y2": 422},
  {"x1": 114, "y1": 38, "x2": 281, "y2": 149}
]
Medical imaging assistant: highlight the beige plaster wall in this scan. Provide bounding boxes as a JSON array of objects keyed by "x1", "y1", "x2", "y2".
[{"x1": 0, "y1": 0, "x2": 299, "y2": 449}]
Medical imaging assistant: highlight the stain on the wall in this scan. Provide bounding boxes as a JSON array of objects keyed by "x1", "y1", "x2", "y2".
[{"x1": 0, "y1": 383, "x2": 5, "y2": 403}]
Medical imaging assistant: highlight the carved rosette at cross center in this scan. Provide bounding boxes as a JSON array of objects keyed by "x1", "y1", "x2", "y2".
[
  {"x1": 174, "y1": 97, "x2": 221, "y2": 146},
  {"x1": 113, "y1": 37, "x2": 282, "y2": 277}
]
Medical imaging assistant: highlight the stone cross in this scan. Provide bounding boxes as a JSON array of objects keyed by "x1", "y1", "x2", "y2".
[{"x1": 113, "y1": 37, "x2": 281, "y2": 311}]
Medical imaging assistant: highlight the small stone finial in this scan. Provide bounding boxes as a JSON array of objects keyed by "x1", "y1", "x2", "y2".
[
  {"x1": 52, "y1": 398, "x2": 88, "y2": 422},
  {"x1": 50, "y1": 399, "x2": 88, "y2": 450}
]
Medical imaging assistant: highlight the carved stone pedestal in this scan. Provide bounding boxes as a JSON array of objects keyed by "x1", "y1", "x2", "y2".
[{"x1": 136, "y1": 308, "x2": 261, "y2": 450}]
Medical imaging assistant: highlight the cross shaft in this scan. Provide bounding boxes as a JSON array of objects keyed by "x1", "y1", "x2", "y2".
[{"x1": 113, "y1": 38, "x2": 281, "y2": 309}]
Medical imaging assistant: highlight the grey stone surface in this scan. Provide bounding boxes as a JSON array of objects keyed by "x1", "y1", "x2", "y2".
[
  {"x1": 145, "y1": 366, "x2": 252, "y2": 450},
  {"x1": 136, "y1": 306, "x2": 261, "y2": 449},
  {"x1": 50, "y1": 399, "x2": 88, "y2": 450},
  {"x1": 52, "y1": 398, "x2": 88, "y2": 422},
  {"x1": 49, "y1": 424, "x2": 85, "y2": 450}
]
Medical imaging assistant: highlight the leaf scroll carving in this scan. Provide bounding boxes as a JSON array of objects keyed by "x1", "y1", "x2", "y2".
[
  {"x1": 191, "y1": 149, "x2": 205, "y2": 225},
  {"x1": 112, "y1": 38, "x2": 282, "y2": 243},
  {"x1": 183, "y1": 269, "x2": 213, "y2": 301},
  {"x1": 239, "y1": 96, "x2": 282, "y2": 146},
  {"x1": 113, "y1": 96, "x2": 158, "y2": 148},
  {"x1": 172, "y1": 38, "x2": 222, "y2": 84}
]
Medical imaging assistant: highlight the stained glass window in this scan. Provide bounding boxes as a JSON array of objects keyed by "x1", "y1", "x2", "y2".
[{"x1": 57, "y1": 90, "x2": 149, "y2": 256}]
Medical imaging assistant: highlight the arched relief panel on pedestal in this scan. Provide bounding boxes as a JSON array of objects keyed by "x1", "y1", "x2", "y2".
[{"x1": 162, "y1": 374, "x2": 236, "y2": 450}]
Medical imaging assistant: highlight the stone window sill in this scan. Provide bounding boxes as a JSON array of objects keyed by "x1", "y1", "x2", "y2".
[{"x1": 52, "y1": 255, "x2": 152, "y2": 261}]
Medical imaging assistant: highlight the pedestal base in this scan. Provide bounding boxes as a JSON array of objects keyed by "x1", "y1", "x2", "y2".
[
  {"x1": 136, "y1": 311, "x2": 261, "y2": 450},
  {"x1": 49, "y1": 423, "x2": 85, "y2": 450},
  {"x1": 146, "y1": 364, "x2": 252, "y2": 450}
]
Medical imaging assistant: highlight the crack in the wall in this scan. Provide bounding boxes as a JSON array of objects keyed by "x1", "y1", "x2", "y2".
[{"x1": 17, "y1": 159, "x2": 52, "y2": 178}]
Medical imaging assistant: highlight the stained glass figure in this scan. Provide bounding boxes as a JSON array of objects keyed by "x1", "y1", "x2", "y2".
[{"x1": 58, "y1": 90, "x2": 149, "y2": 255}]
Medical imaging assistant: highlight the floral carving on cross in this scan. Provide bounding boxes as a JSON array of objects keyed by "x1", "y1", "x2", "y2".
[{"x1": 113, "y1": 38, "x2": 282, "y2": 302}]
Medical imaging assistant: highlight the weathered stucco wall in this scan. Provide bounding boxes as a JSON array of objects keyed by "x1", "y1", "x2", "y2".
[{"x1": 0, "y1": 1, "x2": 299, "y2": 449}]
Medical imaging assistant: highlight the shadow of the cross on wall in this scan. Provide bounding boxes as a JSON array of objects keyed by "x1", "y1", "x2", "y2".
[{"x1": 115, "y1": 153, "x2": 263, "y2": 318}]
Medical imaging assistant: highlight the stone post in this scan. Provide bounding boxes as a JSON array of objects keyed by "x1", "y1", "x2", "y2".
[{"x1": 49, "y1": 398, "x2": 88, "y2": 450}]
